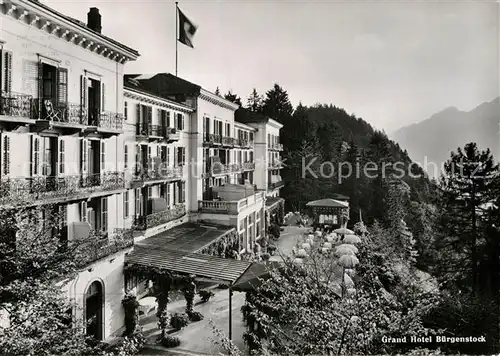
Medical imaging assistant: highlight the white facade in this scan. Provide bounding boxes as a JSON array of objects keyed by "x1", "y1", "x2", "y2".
[{"x1": 0, "y1": 1, "x2": 138, "y2": 340}]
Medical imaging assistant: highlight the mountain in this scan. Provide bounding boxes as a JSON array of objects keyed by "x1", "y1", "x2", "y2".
[{"x1": 391, "y1": 98, "x2": 500, "y2": 178}]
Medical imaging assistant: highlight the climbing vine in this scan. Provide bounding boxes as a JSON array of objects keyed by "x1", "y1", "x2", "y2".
[
  {"x1": 198, "y1": 230, "x2": 240, "y2": 258},
  {"x1": 122, "y1": 293, "x2": 140, "y2": 336}
]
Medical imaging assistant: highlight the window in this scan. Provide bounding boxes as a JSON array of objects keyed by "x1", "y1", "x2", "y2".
[
  {"x1": 166, "y1": 183, "x2": 171, "y2": 206},
  {"x1": 124, "y1": 144, "x2": 128, "y2": 169},
  {"x1": 135, "y1": 188, "x2": 141, "y2": 216},
  {"x1": 180, "y1": 181, "x2": 186, "y2": 203},
  {"x1": 177, "y1": 147, "x2": 186, "y2": 166},
  {"x1": 176, "y1": 113, "x2": 184, "y2": 130},
  {"x1": 79, "y1": 201, "x2": 87, "y2": 222},
  {"x1": 256, "y1": 221, "x2": 261, "y2": 237},
  {"x1": 124, "y1": 101, "x2": 128, "y2": 120},
  {"x1": 250, "y1": 132, "x2": 254, "y2": 142},
  {"x1": 225, "y1": 123, "x2": 230, "y2": 137},
  {"x1": 123, "y1": 191, "x2": 129, "y2": 218},
  {"x1": 166, "y1": 111, "x2": 171, "y2": 127}
]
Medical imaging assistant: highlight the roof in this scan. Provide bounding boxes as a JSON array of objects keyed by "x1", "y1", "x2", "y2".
[
  {"x1": 25, "y1": 0, "x2": 139, "y2": 58},
  {"x1": 136, "y1": 222, "x2": 235, "y2": 253},
  {"x1": 306, "y1": 199, "x2": 349, "y2": 208},
  {"x1": 126, "y1": 245, "x2": 252, "y2": 283},
  {"x1": 125, "y1": 73, "x2": 201, "y2": 99},
  {"x1": 235, "y1": 107, "x2": 269, "y2": 124},
  {"x1": 332, "y1": 194, "x2": 350, "y2": 201}
]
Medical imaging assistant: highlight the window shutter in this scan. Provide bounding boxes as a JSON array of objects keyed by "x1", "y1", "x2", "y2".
[
  {"x1": 80, "y1": 139, "x2": 88, "y2": 175},
  {"x1": 57, "y1": 67, "x2": 68, "y2": 107},
  {"x1": 181, "y1": 147, "x2": 185, "y2": 166},
  {"x1": 1, "y1": 51, "x2": 13, "y2": 94},
  {"x1": 124, "y1": 144, "x2": 128, "y2": 169},
  {"x1": 30, "y1": 135, "x2": 40, "y2": 177},
  {"x1": 59, "y1": 138, "x2": 65, "y2": 175},
  {"x1": 147, "y1": 106, "x2": 152, "y2": 127},
  {"x1": 156, "y1": 146, "x2": 160, "y2": 158},
  {"x1": 2, "y1": 135, "x2": 10, "y2": 176},
  {"x1": 80, "y1": 201, "x2": 87, "y2": 222},
  {"x1": 80, "y1": 75, "x2": 88, "y2": 122},
  {"x1": 167, "y1": 147, "x2": 170, "y2": 166},
  {"x1": 101, "y1": 82, "x2": 105, "y2": 112},
  {"x1": 157, "y1": 109, "x2": 162, "y2": 127},
  {"x1": 101, "y1": 140, "x2": 105, "y2": 172},
  {"x1": 181, "y1": 182, "x2": 186, "y2": 203},
  {"x1": 37, "y1": 61, "x2": 44, "y2": 117},
  {"x1": 166, "y1": 111, "x2": 170, "y2": 127},
  {"x1": 136, "y1": 103, "x2": 141, "y2": 124}
]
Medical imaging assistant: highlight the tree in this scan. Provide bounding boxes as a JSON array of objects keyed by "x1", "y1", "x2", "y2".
[
  {"x1": 437, "y1": 143, "x2": 498, "y2": 293},
  {"x1": 0, "y1": 206, "x2": 110, "y2": 355},
  {"x1": 240, "y1": 229, "x2": 440, "y2": 355},
  {"x1": 214, "y1": 86, "x2": 220, "y2": 96},
  {"x1": 246, "y1": 88, "x2": 263, "y2": 112},
  {"x1": 261, "y1": 84, "x2": 293, "y2": 125},
  {"x1": 224, "y1": 90, "x2": 242, "y2": 106}
]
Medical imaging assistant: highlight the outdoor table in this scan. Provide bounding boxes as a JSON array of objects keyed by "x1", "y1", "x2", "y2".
[{"x1": 138, "y1": 296, "x2": 157, "y2": 315}]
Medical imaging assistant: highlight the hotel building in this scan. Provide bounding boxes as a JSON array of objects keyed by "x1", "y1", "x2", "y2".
[{"x1": 1, "y1": 0, "x2": 285, "y2": 341}]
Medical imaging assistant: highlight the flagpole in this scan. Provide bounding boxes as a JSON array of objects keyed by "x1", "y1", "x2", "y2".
[{"x1": 175, "y1": 1, "x2": 178, "y2": 76}]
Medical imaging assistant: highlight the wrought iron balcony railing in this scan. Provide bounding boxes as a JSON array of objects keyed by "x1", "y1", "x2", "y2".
[
  {"x1": 133, "y1": 165, "x2": 183, "y2": 182},
  {"x1": 0, "y1": 172, "x2": 125, "y2": 206},
  {"x1": 222, "y1": 136, "x2": 234, "y2": 146},
  {"x1": 74, "y1": 228, "x2": 134, "y2": 268},
  {"x1": 0, "y1": 91, "x2": 34, "y2": 118},
  {"x1": 204, "y1": 134, "x2": 222, "y2": 145},
  {"x1": 136, "y1": 124, "x2": 179, "y2": 141},
  {"x1": 134, "y1": 204, "x2": 186, "y2": 230},
  {"x1": 242, "y1": 162, "x2": 256, "y2": 171},
  {"x1": 205, "y1": 162, "x2": 235, "y2": 176},
  {"x1": 236, "y1": 138, "x2": 254, "y2": 148},
  {"x1": 96, "y1": 111, "x2": 124, "y2": 131}
]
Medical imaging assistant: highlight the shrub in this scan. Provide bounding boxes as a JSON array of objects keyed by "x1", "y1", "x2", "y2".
[
  {"x1": 121, "y1": 294, "x2": 140, "y2": 336},
  {"x1": 198, "y1": 289, "x2": 215, "y2": 303},
  {"x1": 188, "y1": 311, "x2": 204, "y2": 322},
  {"x1": 105, "y1": 330, "x2": 146, "y2": 355},
  {"x1": 261, "y1": 253, "x2": 271, "y2": 261},
  {"x1": 161, "y1": 335, "x2": 181, "y2": 348},
  {"x1": 169, "y1": 313, "x2": 189, "y2": 330}
]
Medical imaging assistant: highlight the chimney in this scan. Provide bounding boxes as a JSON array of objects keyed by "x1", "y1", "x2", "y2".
[{"x1": 87, "y1": 7, "x2": 102, "y2": 33}]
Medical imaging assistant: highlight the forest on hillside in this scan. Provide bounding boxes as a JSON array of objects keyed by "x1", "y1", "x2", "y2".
[{"x1": 221, "y1": 85, "x2": 500, "y2": 355}]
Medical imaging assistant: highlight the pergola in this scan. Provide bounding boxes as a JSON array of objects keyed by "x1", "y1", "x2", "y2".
[
  {"x1": 306, "y1": 198, "x2": 350, "y2": 228},
  {"x1": 124, "y1": 222, "x2": 255, "y2": 340}
]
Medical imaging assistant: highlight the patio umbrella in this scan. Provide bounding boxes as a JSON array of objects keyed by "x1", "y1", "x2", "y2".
[
  {"x1": 296, "y1": 248, "x2": 308, "y2": 258},
  {"x1": 323, "y1": 242, "x2": 332, "y2": 249},
  {"x1": 338, "y1": 254, "x2": 359, "y2": 269},
  {"x1": 343, "y1": 234, "x2": 362, "y2": 244},
  {"x1": 336, "y1": 243, "x2": 358, "y2": 254},
  {"x1": 294, "y1": 258, "x2": 304, "y2": 265},
  {"x1": 334, "y1": 247, "x2": 355, "y2": 257},
  {"x1": 334, "y1": 227, "x2": 354, "y2": 235}
]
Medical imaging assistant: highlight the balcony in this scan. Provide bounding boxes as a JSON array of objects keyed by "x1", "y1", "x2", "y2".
[
  {"x1": 204, "y1": 162, "x2": 246, "y2": 177},
  {"x1": 242, "y1": 162, "x2": 255, "y2": 171},
  {"x1": 136, "y1": 124, "x2": 179, "y2": 142},
  {"x1": 268, "y1": 180, "x2": 285, "y2": 190},
  {"x1": 0, "y1": 172, "x2": 125, "y2": 206},
  {"x1": 269, "y1": 143, "x2": 284, "y2": 151},
  {"x1": 132, "y1": 165, "x2": 183, "y2": 186},
  {"x1": 198, "y1": 191, "x2": 265, "y2": 215},
  {"x1": 222, "y1": 136, "x2": 234, "y2": 147},
  {"x1": 0, "y1": 91, "x2": 35, "y2": 124},
  {"x1": 74, "y1": 228, "x2": 134, "y2": 268},
  {"x1": 235, "y1": 138, "x2": 254, "y2": 148},
  {"x1": 203, "y1": 134, "x2": 222, "y2": 146},
  {"x1": 134, "y1": 204, "x2": 186, "y2": 230}
]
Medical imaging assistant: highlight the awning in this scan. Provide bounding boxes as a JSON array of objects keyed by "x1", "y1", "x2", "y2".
[
  {"x1": 126, "y1": 245, "x2": 252, "y2": 283},
  {"x1": 136, "y1": 222, "x2": 235, "y2": 253},
  {"x1": 232, "y1": 261, "x2": 281, "y2": 292},
  {"x1": 265, "y1": 197, "x2": 284, "y2": 210}
]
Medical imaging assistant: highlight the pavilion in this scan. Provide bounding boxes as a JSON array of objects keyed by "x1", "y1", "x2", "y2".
[{"x1": 306, "y1": 198, "x2": 350, "y2": 229}]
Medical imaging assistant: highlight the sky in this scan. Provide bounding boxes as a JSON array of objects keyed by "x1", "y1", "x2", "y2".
[{"x1": 43, "y1": 0, "x2": 499, "y2": 132}]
